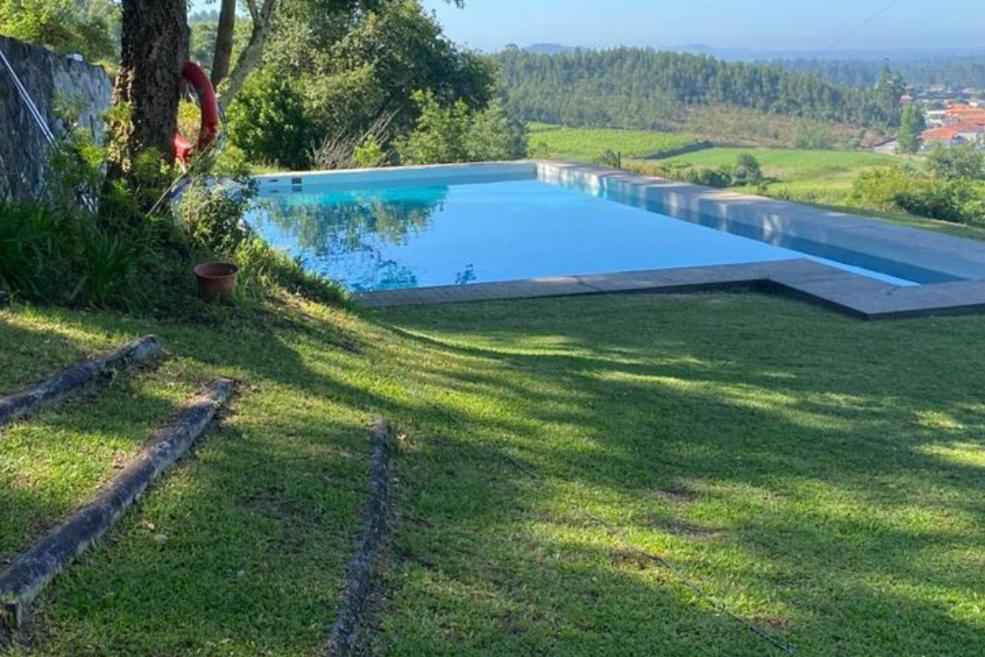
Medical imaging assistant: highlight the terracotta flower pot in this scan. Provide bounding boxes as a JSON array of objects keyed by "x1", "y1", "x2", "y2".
[{"x1": 193, "y1": 262, "x2": 239, "y2": 301}]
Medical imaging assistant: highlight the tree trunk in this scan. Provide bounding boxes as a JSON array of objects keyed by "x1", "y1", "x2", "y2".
[
  {"x1": 219, "y1": 0, "x2": 278, "y2": 107},
  {"x1": 107, "y1": 0, "x2": 189, "y2": 182},
  {"x1": 210, "y1": 0, "x2": 237, "y2": 87}
]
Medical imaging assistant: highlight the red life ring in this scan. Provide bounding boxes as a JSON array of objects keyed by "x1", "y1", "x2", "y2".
[{"x1": 173, "y1": 61, "x2": 219, "y2": 164}]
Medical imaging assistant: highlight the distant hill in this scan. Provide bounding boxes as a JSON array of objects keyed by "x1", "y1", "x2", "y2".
[
  {"x1": 522, "y1": 43, "x2": 577, "y2": 55},
  {"x1": 494, "y1": 47, "x2": 903, "y2": 132}
]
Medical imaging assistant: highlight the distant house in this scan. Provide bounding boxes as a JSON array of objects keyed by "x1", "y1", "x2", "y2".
[
  {"x1": 920, "y1": 127, "x2": 965, "y2": 150},
  {"x1": 873, "y1": 138, "x2": 899, "y2": 155}
]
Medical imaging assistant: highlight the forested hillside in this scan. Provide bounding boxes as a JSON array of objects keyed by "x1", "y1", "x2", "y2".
[
  {"x1": 775, "y1": 57, "x2": 985, "y2": 89},
  {"x1": 495, "y1": 48, "x2": 904, "y2": 130}
]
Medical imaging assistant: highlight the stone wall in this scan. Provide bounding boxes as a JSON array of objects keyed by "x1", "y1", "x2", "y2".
[{"x1": 0, "y1": 36, "x2": 113, "y2": 203}]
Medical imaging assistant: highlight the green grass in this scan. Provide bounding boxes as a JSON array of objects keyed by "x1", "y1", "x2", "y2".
[
  {"x1": 529, "y1": 123, "x2": 702, "y2": 162},
  {"x1": 3, "y1": 292, "x2": 985, "y2": 655},
  {"x1": 646, "y1": 146, "x2": 898, "y2": 201}
]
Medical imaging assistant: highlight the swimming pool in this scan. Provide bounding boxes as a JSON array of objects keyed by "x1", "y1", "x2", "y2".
[{"x1": 250, "y1": 163, "x2": 922, "y2": 293}]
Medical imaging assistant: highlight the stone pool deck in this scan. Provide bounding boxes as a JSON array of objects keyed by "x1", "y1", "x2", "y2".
[
  {"x1": 358, "y1": 161, "x2": 985, "y2": 320},
  {"x1": 359, "y1": 259, "x2": 985, "y2": 320}
]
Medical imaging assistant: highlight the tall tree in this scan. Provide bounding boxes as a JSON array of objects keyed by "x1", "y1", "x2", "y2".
[
  {"x1": 213, "y1": 0, "x2": 463, "y2": 106},
  {"x1": 210, "y1": 0, "x2": 237, "y2": 86},
  {"x1": 107, "y1": 0, "x2": 189, "y2": 180},
  {"x1": 897, "y1": 105, "x2": 926, "y2": 154}
]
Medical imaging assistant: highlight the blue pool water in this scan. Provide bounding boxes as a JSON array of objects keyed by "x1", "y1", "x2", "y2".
[{"x1": 250, "y1": 176, "x2": 916, "y2": 292}]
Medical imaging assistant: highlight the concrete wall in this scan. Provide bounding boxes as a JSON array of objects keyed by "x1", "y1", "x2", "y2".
[{"x1": 0, "y1": 36, "x2": 113, "y2": 203}]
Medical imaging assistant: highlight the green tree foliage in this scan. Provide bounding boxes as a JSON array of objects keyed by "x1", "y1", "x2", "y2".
[
  {"x1": 225, "y1": 67, "x2": 313, "y2": 169},
  {"x1": 396, "y1": 90, "x2": 527, "y2": 165},
  {"x1": 926, "y1": 145, "x2": 985, "y2": 181},
  {"x1": 494, "y1": 49, "x2": 903, "y2": 131},
  {"x1": 188, "y1": 9, "x2": 252, "y2": 72},
  {"x1": 775, "y1": 57, "x2": 985, "y2": 90},
  {"x1": 228, "y1": 0, "x2": 499, "y2": 168},
  {"x1": 897, "y1": 105, "x2": 927, "y2": 154},
  {"x1": 849, "y1": 155, "x2": 985, "y2": 226},
  {"x1": 732, "y1": 153, "x2": 764, "y2": 185},
  {"x1": 874, "y1": 66, "x2": 907, "y2": 127},
  {"x1": 0, "y1": 0, "x2": 118, "y2": 64}
]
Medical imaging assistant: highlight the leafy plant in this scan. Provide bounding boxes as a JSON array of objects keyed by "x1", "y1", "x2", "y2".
[
  {"x1": 732, "y1": 153, "x2": 764, "y2": 185},
  {"x1": 396, "y1": 90, "x2": 527, "y2": 165}
]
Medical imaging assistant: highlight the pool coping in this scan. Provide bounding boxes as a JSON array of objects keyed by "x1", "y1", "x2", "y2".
[
  {"x1": 256, "y1": 160, "x2": 985, "y2": 320},
  {"x1": 357, "y1": 258, "x2": 985, "y2": 320}
]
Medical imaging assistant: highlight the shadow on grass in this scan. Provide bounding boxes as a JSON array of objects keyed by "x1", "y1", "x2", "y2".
[
  {"x1": 370, "y1": 292, "x2": 985, "y2": 657},
  {"x1": 4, "y1": 292, "x2": 984, "y2": 656}
]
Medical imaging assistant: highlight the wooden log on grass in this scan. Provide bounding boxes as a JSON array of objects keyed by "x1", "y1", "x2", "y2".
[
  {"x1": 324, "y1": 417, "x2": 394, "y2": 657},
  {"x1": 0, "y1": 378, "x2": 235, "y2": 632},
  {"x1": 0, "y1": 335, "x2": 163, "y2": 430}
]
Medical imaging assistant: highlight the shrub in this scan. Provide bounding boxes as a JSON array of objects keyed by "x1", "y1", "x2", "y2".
[
  {"x1": 396, "y1": 90, "x2": 527, "y2": 165},
  {"x1": 848, "y1": 165, "x2": 923, "y2": 210},
  {"x1": 178, "y1": 182, "x2": 253, "y2": 254},
  {"x1": 595, "y1": 150, "x2": 622, "y2": 169},
  {"x1": 657, "y1": 163, "x2": 732, "y2": 188},
  {"x1": 849, "y1": 164, "x2": 985, "y2": 226},
  {"x1": 732, "y1": 154, "x2": 764, "y2": 185},
  {"x1": 926, "y1": 145, "x2": 985, "y2": 181},
  {"x1": 226, "y1": 68, "x2": 315, "y2": 169},
  {"x1": 353, "y1": 136, "x2": 387, "y2": 169}
]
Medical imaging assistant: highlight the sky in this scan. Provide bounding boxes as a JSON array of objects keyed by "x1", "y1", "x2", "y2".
[
  {"x1": 188, "y1": 0, "x2": 985, "y2": 53},
  {"x1": 420, "y1": 0, "x2": 983, "y2": 52}
]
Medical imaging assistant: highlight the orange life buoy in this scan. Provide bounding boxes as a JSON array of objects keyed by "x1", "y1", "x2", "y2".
[{"x1": 174, "y1": 61, "x2": 219, "y2": 164}]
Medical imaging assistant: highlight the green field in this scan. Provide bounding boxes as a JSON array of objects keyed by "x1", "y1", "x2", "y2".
[
  {"x1": 4, "y1": 292, "x2": 985, "y2": 656},
  {"x1": 652, "y1": 147, "x2": 897, "y2": 200},
  {"x1": 529, "y1": 123, "x2": 702, "y2": 162},
  {"x1": 523, "y1": 123, "x2": 982, "y2": 235}
]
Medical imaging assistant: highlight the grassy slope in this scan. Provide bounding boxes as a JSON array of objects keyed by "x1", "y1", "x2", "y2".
[
  {"x1": 2, "y1": 292, "x2": 985, "y2": 656},
  {"x1": 529, "y1": 123, "x2": 701, "y2": 161}
]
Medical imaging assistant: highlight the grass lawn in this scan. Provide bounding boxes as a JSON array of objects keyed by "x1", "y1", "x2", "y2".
[
  {"x1": 529, "y1": 123, "x2": 702, "y2": 162},
  {"x1": 2, "y1": 292, "x2": 985, "y2": 655}
]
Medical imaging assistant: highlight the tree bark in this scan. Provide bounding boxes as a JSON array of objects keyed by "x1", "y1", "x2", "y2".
[
  {"x1": 210, "y1": 0, "x2": 237, "y2": 87},
  {"x1": 219, "y1": 0, "x2": 278, "y2": 107},
  {"x1": 107, "y1": 0, "x2": 190, "y2": 181}
]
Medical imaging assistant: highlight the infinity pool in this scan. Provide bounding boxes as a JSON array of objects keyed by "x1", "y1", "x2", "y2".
[{"x1": 250, "y1": 168, "x2": 916, "y2": 292}]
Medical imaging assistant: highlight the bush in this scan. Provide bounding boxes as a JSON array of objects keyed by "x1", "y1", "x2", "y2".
[
  {"x1": 657, "y1": 163, "x2": 732, "y2": 188},
  {"x1": 732, "y1": 153, "x2": 764, "y2": 185},
  {"x1": 226, "y1": 68, "x2": 315, "y2": 170},
  {"x1": 178, "y1": 182, "x2": 253, "y2": 254},
  {"x1": 0, "y1": 199, "x2": 159, "y2": 309},
  {"x1": 894, "y1": 180, "x2": 985, "y2": 225},
  {"x1": 848, "y1": 164, "x2": 985, "y2": 226},
  {"x1": 595, "y1": 150, "x2": 622, "y2": 169},
  {"x1": 926, "y1": 145, "x2": 985, "y2": 181},
  {"x1": 396, "y1": 90, "x2": 527, "y2": 165},
  {"x1": 353, "y1": 136, "x2": 387, "y2": 168}
]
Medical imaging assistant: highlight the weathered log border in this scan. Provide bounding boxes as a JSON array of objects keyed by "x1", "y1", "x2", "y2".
[
  {"x1": 0, "y1": 378, "x2": 235, "y2": 632},
  {"x1": 323, "y1": 417, "x2": 395, "y2": 657},
  {"x1": 0, "y1": 335, "x2": 163, "y2": 430}
]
